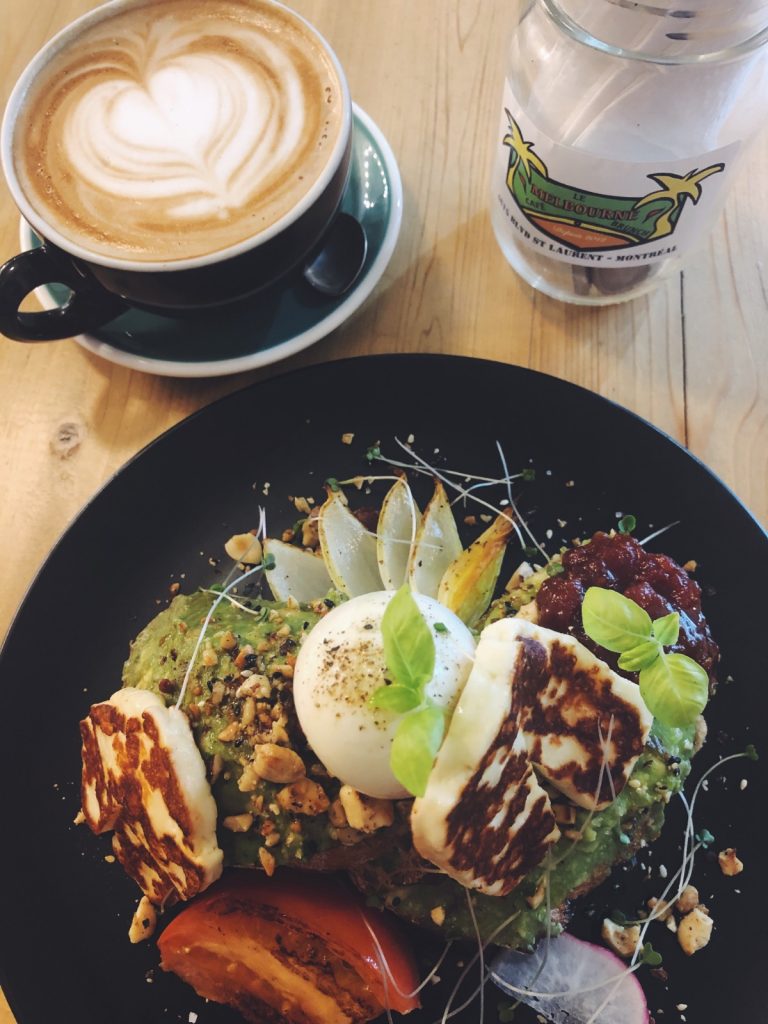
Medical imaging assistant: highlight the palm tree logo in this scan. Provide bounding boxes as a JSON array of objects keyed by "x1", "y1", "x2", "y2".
[
  {"x1": 503, "y1": 111, "x2": 548, "y2": 179},
  {"x1": 634, "y1": 166, "x2": 724, "y2": 239}
]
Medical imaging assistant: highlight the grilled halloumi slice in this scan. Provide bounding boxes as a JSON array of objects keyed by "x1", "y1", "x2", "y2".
[
  {"x1": 411, "y1": 616, "x2": 653, "y2": 895},
  {"x1": 508, "y1": 618, "x2": 653, "y2": 810},
  {"x1": 411, "y1": 624, "x2": 561, "y2": 897},
  {"x1": 80, "y1": 687, "x2": 223, "y2": 906}
]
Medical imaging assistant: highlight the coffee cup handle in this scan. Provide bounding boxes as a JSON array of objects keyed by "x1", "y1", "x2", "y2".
[{"x1": 0, "y1": 244, "x2": 127, "y2": 342}]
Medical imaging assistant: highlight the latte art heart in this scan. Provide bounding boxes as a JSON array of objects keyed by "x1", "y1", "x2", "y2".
[{"x1": 14, "y1": 0, "x2": 344, "y2": 262}]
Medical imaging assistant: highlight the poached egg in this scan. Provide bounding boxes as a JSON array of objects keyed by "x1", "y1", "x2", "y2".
[{"x1": 293, "y1": 591, "x2": 475, "y2": 798}]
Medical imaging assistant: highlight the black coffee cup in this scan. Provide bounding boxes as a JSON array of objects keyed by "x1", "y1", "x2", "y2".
[{"x1": 0, "y1": 0, "x2": 353, "y2": 343}]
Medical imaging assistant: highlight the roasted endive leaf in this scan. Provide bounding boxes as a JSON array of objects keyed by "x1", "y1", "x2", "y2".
[
  {"x1": 318, "y1": 489, "x2": 381, "y2": 597},
  {"x1": 263, "y1": 538, "x2": 332, "y2": 603},
  {"x1": 407, "y1": 482, "x2": 463, "y2": 597},
  {"x1": 377, "y1": 477, "x2": 420, "y2": 590},
  {"x1": 438, "y1": 513, "x2": 515, "y2": 626}
]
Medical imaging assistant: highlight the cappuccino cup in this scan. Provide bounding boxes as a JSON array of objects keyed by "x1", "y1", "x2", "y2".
[{"x1": 0, "y1": 0, "x2": 352, "y2": 342}]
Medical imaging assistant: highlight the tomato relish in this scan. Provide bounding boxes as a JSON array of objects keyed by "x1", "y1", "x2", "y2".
[{"x1": 536, "y1": 532, "x2": 719, "y2": 686}]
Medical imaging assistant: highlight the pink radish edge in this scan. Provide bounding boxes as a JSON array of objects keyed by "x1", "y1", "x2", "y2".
[{"x1": 490, "y1": 932, "x2": 649, "y2": 1024}]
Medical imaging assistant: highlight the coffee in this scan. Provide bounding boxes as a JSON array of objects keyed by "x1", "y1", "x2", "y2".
[{"x1": 12, "y1": 0, "x2": 345, "y2": 263}]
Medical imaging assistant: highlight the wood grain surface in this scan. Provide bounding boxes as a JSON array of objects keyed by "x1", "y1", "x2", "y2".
[{"x1": 0, "y1": 2, "x2": 766, "y2": 1022}]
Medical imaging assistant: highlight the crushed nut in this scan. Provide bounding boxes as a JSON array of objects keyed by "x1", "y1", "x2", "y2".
[
  {"x1": 238, "y1": 762, "x2": 261, "y2": 793},
  {"x1": 128, "y1": 896, "x2": 157, "y2": 944},
  {"x1": 258, "y1": 847, "x2": 276, "y2": 876},
  {"x1": 210, "y1": 679, "x2": 225, "y2": 704},
  {"x1": 277, "y1": 777, "x2": 329, "y2": 816},
  {"x1": 647, "y1": 897, "x2": 674, "y2": 922},
  {"x1": 254, "y1": 744, "x2": 306, "y2": 784},
  {"x1": 430, "y1": 906, "x2": 446, "y2": 926},
  {"x1": 223, "y1": 813, "x2": 254, "y2": 833},
  {"x1": 339, "y1": 785, "x2": 394, "y2": 833},
  {"x1": 294, "y1": 496, "x2": 312, "y2": 515},
  {"x1": 201, "y1": 647, "x2": 218, "y2": 668},
  {"x1": 341, "y1": 432, "x2": 355, "y2": 445},
  {"x1": 217, "y1": 721, "x2": 241, "y2": 743},
  {"x1": 718, "y1": 848, "x2": 744, "y2": 876},
  {"x1": 225, "y1": 533, "x2": 263, "y2": 564},
  {"x1": 601, "y1": 918, "x2": 641, "y2": 958},
  {"x1": 210, "y1": 753, "x2": 224, "y2": 784},
  {"x1": 236, "y1": 674, "x2": 271, "y2": 699},
  {"x1": 675, "y1": 885, "x2": 700, "y2": 914},
  {"x1": 264, "y1": 831, "x2": 281, "y2": 848},
  {"x1": 677, "y1": 907, "x2": 713, "y2": 955},
  {"x1": 241, "y1": 696, "x2": 257, "y2": 728},
  {"x1": 219, "y1": 630, "x2": 237, "y2": 651}
]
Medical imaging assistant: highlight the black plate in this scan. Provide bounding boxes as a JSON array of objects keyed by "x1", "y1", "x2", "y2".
[{"x1": 1, "y1": 354, "x2": 766, "y2": 1024}]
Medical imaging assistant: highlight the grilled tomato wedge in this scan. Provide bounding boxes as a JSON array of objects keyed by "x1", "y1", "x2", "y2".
[{"x1": 158, "y1": 871, "x2": 420, "y2": 1023}]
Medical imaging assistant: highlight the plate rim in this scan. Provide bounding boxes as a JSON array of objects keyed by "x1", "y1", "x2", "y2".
[
  {"x1": 18, "y1": 103, "x2": 403, "y2": 379},
  {"x1": 2, "y1": 353, "x2": 765, "y2": 654}
]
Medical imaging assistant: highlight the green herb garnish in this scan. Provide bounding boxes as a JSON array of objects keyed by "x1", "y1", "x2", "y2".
[
  {"x1": 262, "y1": 552, "x2": 276, "y2": 571},
  {"x1": 324, "y1": 477, "x2": 341, "y2": 492},
  {"x1": 369, "y1": 585, "x2": 444, "y2": 797},
  {"x1": 521, "y1": 467, "x2": 536, "y2": 482},
  {"x1": 581, "y1": 587, "x2": 709, "y2": 728},
  {"x1": 618, "y1": 514, "x2": 637, "y2": 534},
  {"x1": 434, "y1": 622, "x2": 448, "y2": 634},
  {"x1": 640, "y1": 942, "x2": 663, "y2": 967}
]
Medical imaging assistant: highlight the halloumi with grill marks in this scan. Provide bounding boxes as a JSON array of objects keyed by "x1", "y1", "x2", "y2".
[
  {"x1": 411, "y1": 625, "x2": 561, "y2": 897},
  {"x1": 499, "y1": 617, "x2": 653, "y2": 811},
  {"x1": 80, "y1": 687, "x2": 223, "y2": 906}
]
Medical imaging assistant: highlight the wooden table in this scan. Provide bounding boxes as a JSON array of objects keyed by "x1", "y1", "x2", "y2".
[{"x1": 1, "y1": 2, "x2": 766, "y2": 1021}]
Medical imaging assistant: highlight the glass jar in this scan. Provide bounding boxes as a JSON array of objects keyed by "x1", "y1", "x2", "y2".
[{"x1": 490, "y1": 0, "x2": 768, "y2": 305}]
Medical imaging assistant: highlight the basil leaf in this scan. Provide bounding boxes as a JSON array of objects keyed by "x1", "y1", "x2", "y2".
[
  {"x1": 639, "y1": 651, "x2": 709, "y2": 727},
  {"x1": 390, "y1": 705, "x2": 445, "y2": 797},
  {"x1": 581, "y1": 587, "x2": 653, "y2": 653},
  {"x1": 652, "y1": 611, "x2": 680, "y2": 647},
  {"x1": 369, "y1": 684, "x2": 421, "y2": 713},
  {"x1": 382, "y1": 584, "x2": 436, "y2": 693},
  {"x1": 617, "y1": 640, "x2": 661, "y2": 672}
]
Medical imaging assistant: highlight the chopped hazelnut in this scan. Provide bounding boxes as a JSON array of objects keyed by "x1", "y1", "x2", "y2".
[
  {"x1": 718, "y1": 848, "x2": 744, "y2": 876},
  {"x1": 677, "y1": 907, "x2": 713, "y2": 955},
  {"x1": 675, "y1": 884, "x2": 700, "y2": 914},
  {"x1": 601, "y1": 918, "x2": 641, "y2": 958}
]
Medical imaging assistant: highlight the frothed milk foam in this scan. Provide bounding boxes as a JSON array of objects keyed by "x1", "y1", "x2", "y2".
[{"x1": 13, "y1": 0, "x2": 344, "y2": 263}]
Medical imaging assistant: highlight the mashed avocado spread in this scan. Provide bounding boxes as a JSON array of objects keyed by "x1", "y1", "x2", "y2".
[{"x1": 123, "y1": 587, "x2": 692, "y2": 950}]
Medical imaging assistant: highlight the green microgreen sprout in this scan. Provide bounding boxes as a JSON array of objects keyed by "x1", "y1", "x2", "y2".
[
  {"x1": 581, "y1": 587, "x2": 709, "y2": 728},
  {"x1": 498, "y1": 1003, "x2": 517, "y2": 1022},
  {"x1": 639, "y1": 942, "x2": 663, "y2": 968},
  {"x1": 520, "y1": 467, "x2": 536, "y2": 482},
  {"x1": 324, "y1": 476, "x2": 341, "y2": 492},
  {"x1": 695, "y1": 827, "x2": 715, "y2": 848},
  {"x1": 369, "y1": 584, "x2": 444, "y2": 797},
  {"x1": 546, "y1": 561, "x2": 565, "y2": 577},
  {"x1": 618, "y1": 514, "x2": 637, "y2": 534},
  {"x1": 745, "y1": 743, "x2": 759, "y2": 761},
  {"x1": 262, "y1": 552, "x2": 276, "y2": 571},
  {"x1": 365, "y1": 444, "x2": 382, "y2": 463}
]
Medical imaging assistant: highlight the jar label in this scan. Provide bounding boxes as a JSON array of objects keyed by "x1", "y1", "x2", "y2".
[{"x1": 492, "y1": 79, "x2": 739, "y2": 269}]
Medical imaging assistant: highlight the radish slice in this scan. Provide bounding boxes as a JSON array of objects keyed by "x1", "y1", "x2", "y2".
[{"x1": 491, "y1": 934, "x2": 649, "y2": 1024}]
